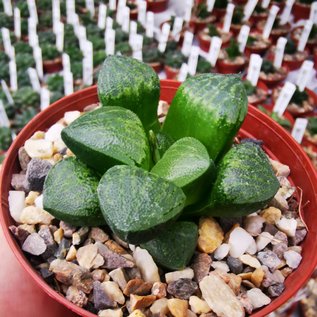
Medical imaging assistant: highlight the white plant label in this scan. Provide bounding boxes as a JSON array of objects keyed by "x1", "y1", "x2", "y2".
[
  {"x1": 122, "y1": 7, "x2": 131, "y2": 33},
  {"x1": 237, "y1": 25, "x2": 250, "y2": 53},
  {"x1": 9, "y1": 60, "x2": 17, "y2": 91},
  {"x1": 223, "y1": 3, "x2": 235, "y2": 33},
  {"x1": 8, "y1": 46, "x2": 14, "y2": 61},
  {"x1": 33, "y1": 46, "x2": 43, "y2": 80},
  {"x1": 106, "y1": 17, "x2": 113, "y2": 30},
  {"x1": 129, "y1": 21, "x2": 137, "y2": 46},
  {"x1": 40, "y1": 87, "x2": 50, "y2": 111},
  {"x1": 116, "y1": 0, "x2": 126, "y2": 25},
  {"x1": 184, "y1": 0, "x2": 193, "y2": 22},
  {"x1": 106, "y1": 28, "x2": 115, "y2": 56},
  {"x1": 83, "y1": 55, "x2": 93, "y2": 86},
  {"x1": 309, "y1": 2, "x2": 317, "y2": 24},
  {"x1": 274, "y1": 36, "x2": 287, "y2": 68},
  {"x1": 292, "y1": 118, "x2": 308, "y2": 144},
  {"x1": 246, "y1": 54, "x2": 263, "y2": 86},
  {"x1": 55, "y1": 22, "x2": 64, "y2": 52},
  {"x1": 2, "y1": 0, "x2": 13, "y2": 16},
  {"x1": 85, "y1": 0, "x2": 95, "y2": 17},
  {"x1": 187, "y1": 46, "x2": 200, "y2": 76},
  {"x1": 208, "y1": 36, "x2": 222, "y2": 67},
  {"x1": 62, "y1": 53, "x2": 71, "y2": 74},
  {"x1": 27, "y1": 67, "x2": 41, "y2": 93},
  {"x1": 262, "y1": 5, "x2": 279, "y2": 40},
  {"x1": 273, "y1": 82, "x2": 296, "y2": 117},
  {"x1": 146, "y1": 12, "x2": 154, "y2": 38},
  {"x1": 172, "y1": 17, "x2": 183, "y2": 42},
  {"x1": 14, "y1": 8, "x2": 21, "y2": 39},
  {"x1": 138, "y1": 1, "x2": 147, "y2": 26},
  {"x1": 1, "y1": 27, "x2": 12, "y2": 56},
  {"x1": 280, "y1": 0, "x2": 295, "y2": 25},
  {"x1": 296, "y1": 60, "x2": 314, "y2": 92},
  {"x1": 0, "y1": 100, "x2": 10, "y2": 128},
  {"x1": 83, "y1": 41, "x2": 93, "y2": 59},
  {"x1": 98, "y1": 4, "x2": 107, "y2": 29},
  {"x1": 66, "y1": 0, "x2": 75, "y2": 24},
  {"x1": 207, "y1": 0, "x2": 215, "y2": 12},
  {"x1": 28, "y1": 18, "x2": 38, "y2": 47},
  {"x1": 27, "y1": 0, "x2": 38, "y2": 24},
  {"x1": 1, "y1": 80, "x2": 13, "y2": 105},
  {"x1": 72, "y1": 14, "x2": 80, "y2": 29},
  {"x1": 109, "y1": 0, "x2": 116, "y2": 10},
  {"x1": 53, "y1": 0, "x2": 61, "y2": 21},
  {"x1": 158, "y1": 23, "x2": 171, "y2": 53},
  {"x1": 181, "y1": 31, "x2": 194, "y2": 57},
  {"x1": 64, "y1": 71, "x2": 73, "y2": 96},
  {"x1": 132, "y1": 34, "x2": 143, "y2": 61},
  {"x1": 178, "y1": 63, "x2": 189, "y2": 82},
  {"x1": 261, "y1": 0, "x2": 270, "y2": 8},
  {"x1": 298, "y1": 20, "x2": 313, "y2": 52},
  {"x1": 243, "y1": 0, "x2": 258, "y2": 21}
]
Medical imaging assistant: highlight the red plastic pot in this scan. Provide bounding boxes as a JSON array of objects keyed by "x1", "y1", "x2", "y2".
[
  {"x1": 43, "y1": 57, "x2": 63, "y2": 74},
  {"x1": 292, "y1": 1, "x2": 311, "y2": 22},
  {"x1": 256, "y1": 21, "x2": 291, "y2": 44},
  {"x1": 249, "y1": 12, "x2": 268, "y2": 26},
  {"x1": 217, "y1": 58, "x2": 246, "y2": 74},
  {"x1": 164, "y1": 65, "x2": 180, "y2": 79},
  {"x1": 147, "y1": 61, "x2": 162, "y2": 74},
  {"x1": 248, "y1": 81, "x2": 269, "y2": 106},
  {"x1": 189, "y1": 15, "x2": 216, "y2": 34},
  {"x1": 291, "y1": 26, "x2": 317, "y2": 54},
  {"x1": 260, "y1": 104, "x2": 295, "y2": 127},
  {"x1": 259, "y1": 66, "x2": 289, "y2": 89},
  {"x1": 146, "y1": 0, "x2": 168, "y2": 13},
  {"x1": 197, "y1": 30, "x2": 231, "y2": 52},
  {"x1": 213, "y1": 8, "x2": 226, "y2": 21},
  {"x1": 1, "y1": 82, "x2": 317, "y2": 317}
]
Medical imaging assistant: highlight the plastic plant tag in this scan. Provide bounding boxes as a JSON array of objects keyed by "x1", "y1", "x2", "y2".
[
  {"x1": 184, "y1": 0, "x2": 193, "y2": 22},
  {"x1": 116, "y1": 0, "x2": 126, "y2": 25},
  {"x1": 261, "y1": 0, "x2": 270, "y2": 8},
  {"x1": 223, "y1": 3, "x2": 235, "y2": 33},
  {"x1": 262, "y1": 5, "x2": 279, "y2": 40},
  {"x1": 178, "y1": 63, "x2": 189, "y2": 82},
  {"x1": 273, "y1": 82, "x2": 296, "y2": 117},
  {"x1": 62, "y1": 53, "x2": 71, "y2": 74},
  {"x1": 14, "y1": 8, "x2": 21, "y2": 39},
  {"x1": 146, "y1": 12, "x2": 154, "y2": 38},
  {"x1": 3, "y1": 0, "x2": 13, "y2": 16},
  {"x1": 237, "y1": 25, "x2": 250, "y2": 53},
  {"x1": 208, "y1": 36, "x2": 222, "y2": 67},
  {"x1": 188, "y1": 46, "x2": 200, "y2": 76},
  {"x1": 106, "y1": 28, "x2": 115, "y2": 56},
  {"x1": 98, "y1": 3, "x2": 107, "y2": 29},
  {"x1": 243, "y1": 0, "x2": 258, "y2": 21},
  {"x1": 0, "y1": 100, "x2": 10, "y2": 128},
  {"x1": 129, "y1": 21, "x2": 137, "y2": 46},
  {"x1": 66, "y1": 0, "x2": 75, "y2": 24},
  {"x1": 280, "y1": 0, "x2": 295, "y2": 25},
  {"x1": 1, "y1": 27, "x2": 12, "y2": 56},
  {"x1": 172, "y1": 17, "x2": 183, "y2": 42},
  {"x1": 40, "y1": 87, "x2": 50, "y2": 111},
  {"x1": 27, "y1": 0, "x2": 38, "y2": 24},
  {"x1": 1, "y1": 80, "x2": 13, "y2": 105},
  {"x1": 246, "y1": 54, "x2": 263, "y2": 86},
  {"x1": 158, "y1": 23, "x2": 171, "y2": 53},
  {"x1": 9, "y1": 60, "x2": 17, "y2": 92},
  {"x1": 33, "y1": 45, "x2": 43, "y2": 80},
  {"x1": 207, "y1": 0, "x2": 215, "y2": 12},
  {"x1": 298, "y1": 20, "x2": 313, "y2": 52},
  {"x1": 64, "y1": 71, "x2": 74, "y2": 96},
  {"x1": 28, "y1": 18, "x2": 38, "y2": 47},
  {"x1": 296, "y1": 60, "x2": 314, "y2": 92},
  {"x1": 181, "y1": 31, "x2": 194, "y2": 57},
  {"x1": 132, "y1": 34, "x2": 143, "y2": 61},
  {"x1": 27, "y1": 67, "x2": 41, "y2": 93},
  {"x1": 83, "y1": 55, "x2": 93, "y2": 86},
  {"x1": 85, "y1": 0, "x2": 95, "y2": 17},
  {"x1": 309, "y1": 2, "x2": 317, "y2": 24},
  {"x1": 55, "y1": 22, "x2": 64, "y2": 52},
  {"x1": 106, "y1": 17, "x2": 113, "y2": 30},
  {"x1": 53, "y1": 0, "x2": 61, "y2": 21},
  {"x1": 273, "y1": 37, "x2": 287, "y2": 68},
  {"x1": 138, "y1": 1, "x2": 147, "y2": 26},
  {"x1": 122, "y1": 6, "x2": 131, "y2": 33},
  {"x1": 292, "y1": 118, "x2": 308, "y2": 144},
  {"x1": 109, "y1": 0, "x2": 116, "y2": 10}
]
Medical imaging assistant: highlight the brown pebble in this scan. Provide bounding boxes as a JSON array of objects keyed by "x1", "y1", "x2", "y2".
[
  {"x1": 251, "y1": 268, "x2": 265, "y2": 288},
  {"x1": 92, "y1": 269, "x2": 109, "y2": 282},
  {"x1": 191, "y1": 253, "x2": 212, "y2": 283},
  {"x1": 151, "y1": 282, "x2": 167, "y2": 299},
  {"x1": 167, "y1": 278, "x2": 198, "y2": 300},
  {"x1": 130, "y1": 294, "x2": 156, "y2": 311},
  {"x1": 167, "y1": 298, "x2": 188, "y2": 317},
  {"x1": 124, "y1": 278, "x2": 152, "y2": 296},
  {"x1": 105, "y1": 240, "x2": 126, "y2": 254},
  {"x1": 54, "y1": 228, "x2": 64, "y2": 244},
  {"x1": 89, "y1": 227, "x2": 109, "y2": 243},
  {"x1": 66, "y1": 286, "x2": 88, "y2": 307}
]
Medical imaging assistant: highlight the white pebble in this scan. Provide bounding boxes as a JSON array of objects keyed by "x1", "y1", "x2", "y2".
[
  {"x1": 284, "y1": 250, "x2": 302, "y2": 269},
  {"x1": 211, "y1": 261, "x2": 230, "y2": 273},
  {"x1": 239, "y1": 254, "x2": 261, "y2": 268},
  {"x1": 276, "y1": 217, "x2": 297, "y2": 237},
  {"x1": 247, "y1": 288, "x2": 271, "y2": 309},
  {"x1": 189, "y1": 296, "x2": 211, "y2": 314},
  {"x1": 8, "y1": 191, "x2": 25, "y2": 222},
  {"x1": 133, "y1": 247, "x2": 160, "y2": 283},
  {"x1": 24, "y1": 139, "x2": 53, "y2": 159},
  {"x1": 64, "y1": 111, "x2": 81, "y2": 125},
  {"x1": 256, "y1": 232, "x2": 273, "y2": 251},
  {"x1": 45, "y1": 123, "x2": 64, "y2": 142},
  {"x1": 246, "y1": 239, "x2": 257, "y2": 255},
  {"x1": 98, "y1": 309, "x2": 123, "y2": 317},
  {"x1": 228, "y1": 227, "x2": 254, "y2": 258},
  {"x1": 165, "y1": 268, "x2": 194, "y2": 284},
  {"x1": 35, "y1": 194, "x2": 43, "y2": 209},
  {"x1": 214, "y1": 243, "x2": 230, "y2": 260},
  {"x1": 20, "y1": 206, "x2": 54, "y2": 225},
  {"x1": 102, "y1": 281, "x2": 125, "y2": 305}
]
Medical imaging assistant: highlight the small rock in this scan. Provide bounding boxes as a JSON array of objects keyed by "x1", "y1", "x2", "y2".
[
  {"x1": 238, "y1": 272, "x2": 252, "y2": 281},
  {"x1": 60, "y1": 221, "x2": 77, "y2": 238},
  {"x1": 66, "y1": 245, "x2": 77, "y2": 261},
  {"x1": 93, "y1": 281, "x2": 116, "y2": 310},
  {"x1": 218, "y1": 217, "x2": 244, "y2": 233},
  {"x1": 72, "y1": 227, "x2": 89, "y2": 245},
  {"x1": 228, "y1": 227, "x2": 254, "y2": 258},
  {"x1": 269, "y1": 159, "x2": 290, "y2": 177},
  {"x1": 66, "y1": 286, "x2": 88, "y2": 307},
  {"x1": 102, "y1": 281, "x2": 125, "y2": 305},
  {"x1": 197, "y1": 217, "x2": 224, "y2": 254},
  {"x1": 247, "y1": 288, "x2": 271, "y2": 309},
  {"x1": 268, "y1": 283, "x2": 285, "y2": 297},
  {"x1": 18, "y1": 147, "x2": 31, "y2": 171},
  {"x1": 25, "y1": 191, "x2": 40, "y2": 206},
  {"x1": 8, "y1": 190, "x2": 25, "y2": 223},
  {"x1": 239, "y1": 254, "x2": 261, "y2": 268},
  {"x1": 272, "y1": 231, "x2": 288, "y2": 245},
  {"x1": 263, "y1": 223, "x2": 279, "y2": 236},
  {"x1": 125, "y1": 267, "x2": 142, "y2": 280},
  {"x1": 45, "y1": 123, "x2": 64, "y2": 142},
  {"x1": 211, "y1": 261, "x2": 229, "y2": 273},
  {"x1": 151, "y1": 282, "x2": 167, "y2": 299},
  {"x1": 133, "y1": 247, "x2": 159, "y2": 283},
  {"x1": 244, "y1": 215, "x2": 264, "y2": 236},
  {"x1": 238, "y1": 293, "x2": 253, "y2": 315},
  {"x1": 35, "y1": 194, "x2": 43, "y2": 209},
  {"x1": 26, "y1": 158, "x2": 52, "y2": 192},
  {"x1": 54, "y1": 238, "x2": 72, "y2": 259},
  {"x1": 272, "y1": 242, "x2": 288, "y2": 259},
  {"x1": 128, "y1": 310, "x2": 146, "y2": 317},
  {"x1": 11, "y1": 173, "x2": 29, "y2": 192},
  {"x1": 191, "y1": 253, "x2": 212, "y2": 283},
  {"x1": 123, "y1": 278, "x2": 152, "y2": 296},
  {"x1": 89, "y1": 227, "x2": 109, "y2": 243},
  {"x1": 64, "y1": 111, "x2": 81, "y2": 125},
  {"x1": 98, "y1": 309, "x2": 123, "y2": 317},
  {"x1": 257, "y1": 251, "x2": 281, "y2": 272},
  {"x1": 54, "y1": 228, "x2": 64, "y2": 244},
  {"x1": 288, "y1": 246, "x2": 302, "y2": 254},
  {"x1": 9, "y1": 225, "x2": 30, "y2": 243},
  {"x1": 24, "y1": 139, "x2": 53, "y2": 159},
  {"x1": 167, "y1": 278, "x2": 198, "y2": 300},
  {"x1": 22, "y1": 233, "x2": 47, "y2": 255},
  {"x1": 130, "y1": 294, "x2": 156, "y2": 310},
  {"x1": 165, "y1": 268, "x2": 194, "y2": 284},
  {"x1": 261, "y1": 207, "x2": 282, "y2": 225},
  {"x1": 276, "y1": 217, "x2": 297, "y2": 237},
  {"x1": 246, "y1": 239, "x2": 257, "y2": 255},
  {"x1": 227, "y1": 256, "x2": 243, "y2": 274},
  {"x1": 20, "y1": 206, "x2": 54, "y2": 225},
  {"x1": 284, "y1": 250, "x2": 302, "y2": 269},
  {"x1": 92, "y1": 269, "x2": 109, "y2": 282},
  {"x1": 167, "y1": 298, "x2": 188, "y2": 317},
  {"x1": 261, "y1": 266, "x2": 284, "y2": 288},
  {"x1": 200, "y1": 274, "x2": 244, "y2": 317},
  {"x1": 214, "y1": 243, "x2": 230, "y2": 261},
  {"x1": 109, "y1": 268, "x2": 128, "y2": 291},
  {"x1": 189, "y1": 296, "x2": 211, "y2": 314},
  {"x1": 256, "y1": 232, "x2": 273, "y2": 251},
  {"x1": 77, "y1": 244, "x2": 104, "y2": 270},
  {"x1": 250, "y1": 267, "x2": 265, "y2": 288},
  {"x1": 150, "y1": 298, "x2": 169, "y2": 315},
  {"x1": 271, "y1": 189, "x2": 289, "y2": 211},
  {"x1": 38, "y1": 225, "x2": 57, "y2": 259},
  {"x1": 281, "y1": 267, "x2": 293, "y2": 278},
  {"x1": 290, "y1": 229, "x2": 307, "y2": 246},
  {"x1": 98, "y1": 242, "x2": 135, "y2": 270},
  {"x1": 227, "y1": 273, "x2": 242, "y2": 295},
  {"x1": 105, "y1": 240, "x2": 126, "y2": 254}
]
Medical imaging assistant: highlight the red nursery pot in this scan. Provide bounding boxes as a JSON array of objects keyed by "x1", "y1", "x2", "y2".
[
  {"x1": 216, "y1": 58, "x2": 246, "y2": 74},
  {"x1": 198, "y1": 29, "x2": 232, "y2": 52},
  {"x1": 213, "y1": 8, "x2": 226, "y2": 21},
  {"x1": 146, "y1": 0, "x2": 168, "y2": 13},
  {"x1": 164, "y1": 65, "x2": 180, "y2": 79},
  {"x1": 291, "y1": 26, "x2": 317, "y2": 54},
  {"x1": 43, "y1": 58, "x2": 63, "y2": 74},
  {"x1": 189, "y1": 15, "x2": 216, "y2": 34},
  {"x1": 292, "y1": 1, "x2": 311, "y2": 22},
  {"x1": 259, "y1": 66, "x2": 289, "y2": 89},
  {"x1": 2, "y1": 82, "x2": 317, "y2": 317},
  {"x1": 147, "y1": 61, "x2": 162, "y2": 73},
  {"x1": 261, "y1": 104, "x2": 295, "y2": 126},
  {"x1": 249, "y1": 81, "x2": 269, "y2": 106}
]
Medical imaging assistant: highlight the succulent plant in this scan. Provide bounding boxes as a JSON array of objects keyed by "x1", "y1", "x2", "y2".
[
  {"x1": 47, "y1": 74, "x2": 64, "y2": 93},
  {"x1": 164, "y1": 50, "x2": 186, "y2": 69},
  {"x1": 0, "y1": 12, "x2": 13, "y2": 29},
  {"x1": 232, "y1": 7, "x2": 244, "y2": 25},
  {"x1": 71, "y1": 62, "x2": 83, "y2": 80},
  {"x1": 16, "y1": 1, "x2": 30, "y2": 18},
  {"x1": 115, "y1": 29, "x2": 130, "y2": 44},
  {"x1": 13, "y1": 86, "x2": 40, "y2": 111},
  {"x1": 290, "y1": 88, "x2": 309, "y2": 106},
  {"x1": 196, "y1": 56, "x2": 212, "y2": 73},
  {"x1": 50, "y1": 91, "x2": 64, "y2": 104},
  {"x1": 284, "y1": 39, "x2": 297, "y2": 55},
  {"x1": 215, "y1": 0, "x2": 228, "y2": 9},
  {"x1": 17, "y1": 70, "x2": 32, "y2": 88},
  {"x1": 115, "y1": 42, "x2": 132, "y2": 55},
  {"x1": 208, "y1": 25, "x2": 220, "y2": 37},
  {"x1": 14, "y1": 41, "x2": 33, "y2": 54},
  {"x1": 39, "y1": 31, "x2": 56, "y2": 45},
  {"x1": 261, "y1": 60, "x2": 276, "y2": 74},
  {"x1": 307, "y1": 117, "x2": 317, "y2": 135},
  {"x1": 13, "y1": 107, "x2": 38, "y2": 133},
  {"x1": 15, "y1": 53, "x2": 35, "y2": 71},
  {"x1": 243, "y1": 80, "x2": 257, "y2": 96},
  {"x1": 194, "y1": 3, "x2": 210, "y2": 19},
  {"x1": 143, "y1": 46, "x2": 162, "y2": 64},
  {"x1": 64, "y1": 46, "x2": 83, "y2": 61},
  {"x1": 226, "y1": 39, "x2": 241, "y2": 60},
  {"x1": 93, "y1": 50, "x2": 107, "y2": 67},
  {"x1": 0, "y1": 127, "x2": 12, "y2": 151}
]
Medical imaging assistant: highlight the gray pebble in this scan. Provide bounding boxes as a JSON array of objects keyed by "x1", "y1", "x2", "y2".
[
  {"x1": 18, "y1": 147, "x2": 31, "y2": 171},
  {"x1": 227, "y1": 256, "x2": 243, "y2": 274},
  {"x1": 22, "y1": 233, "x2": 47, "y2": 256},
  {"x1": 167, "y1": 278, "x2": 198, "y2": 300},
  {"x1": 9, "y1": 225, "x2": 30, "y2": 244},
  {"x1": 54, "y1": 238, "x2": 71, "y2": 259},
  {"x1": 257, "y1": 251, "x2": 281, "y2": 272},
  {"x1": 38, "y1": 226, "x2": 57, "y2": 259},
  {"x1": 93, "y1": 281, "x2": 116, "y2": 310},
  {"x1": 290, "y1": 229, "x2": 307, "y2": 246},
  {"x1": 11, "y1": 173, "x2": 29, "y2": 192},
  {"x1": 26, "y1": 158, "x2": 52, "y2": 191},
  {"x1": 263, "y1": 224, "x2": 278, "y2": 236},
  {"x1": 60, "y1": 221, "x2": 77, "y2": 238},
  {"x1": 268, "y1": 283, "x2": 285, "y2": 297}
]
